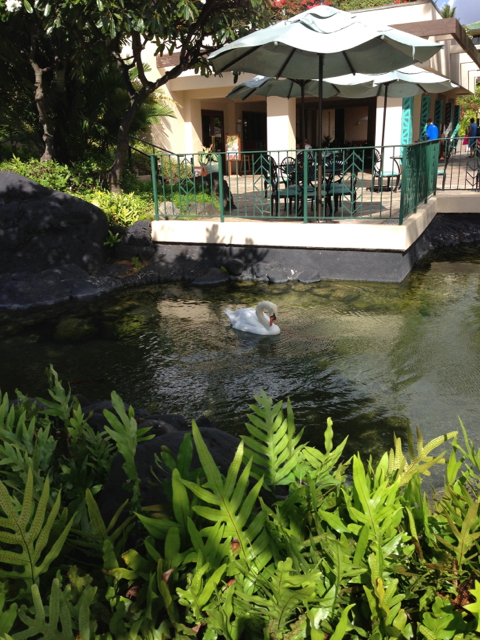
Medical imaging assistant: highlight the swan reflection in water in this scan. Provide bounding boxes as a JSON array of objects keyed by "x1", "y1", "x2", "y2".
[{"x1": 224, "y1": 301, "x2": 280, "y2": 336}]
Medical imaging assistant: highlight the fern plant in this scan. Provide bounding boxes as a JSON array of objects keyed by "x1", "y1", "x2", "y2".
[
  {"x1": 0, "y1": 468, "x2": 73, "y2": 587},
  {"x1": 241, "y1": 391, "x2": 303, "y2": 489},
  {"x1": 13, "y1": 578, "x2": 96, "y2": 640}
]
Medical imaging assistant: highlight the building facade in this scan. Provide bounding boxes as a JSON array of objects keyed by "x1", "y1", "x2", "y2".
[{"x1": 141, "y1": 0, "x2": 480, "y2": 158}]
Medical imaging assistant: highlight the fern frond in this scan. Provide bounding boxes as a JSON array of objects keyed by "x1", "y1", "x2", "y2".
[
  {"x1": 182, "y1": 422, "x2": 272, "y2": 573},
  {"x1": 14, "y1": 578, "x2": 96, "y2": 640},
  {"x1": 241, "y1": 390, "x2": 304, "y2": 488},
  {"x1": 387, "y1": 428, "x2": 457, "y2": 486},
  {"x1": 0, "y1": 469, "x2": 73, "y2": 585}
]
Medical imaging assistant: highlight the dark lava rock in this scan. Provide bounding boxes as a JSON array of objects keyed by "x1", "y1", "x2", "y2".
[
  {"x1": 195, "y1": 416, "x2": 216, "y2": 429},
  {"x1": 137, "y1": 418, "x2": 179, "y2": 438},
  {"x1": 114, "y1": 220, "x2": 156, "y2": 261},
  {"x1": 297, "y1": 269, "x2": 321, "y2": 284},
  {"x1": 98, "y1": 427, "x2": 241, "y2": 523},
  {"x1": 0, "y1": 265, "x2": 123, "y2": 310},
  {"x1": 268, "y1": 268, "x2": 290, "y2": 284},
  {"x1": 99, "y1": 263, "x2": 130, "y2": 277},
  {"x1": 193, "y1": 267, "x2": 230, "y2": 286},
  {"x1": 420, "y1": 213, "x2": 480, "y2": 251},
  {"x1": 0, "y1": 171, "x2": 108, "y2": 275},
  {"x1": 224, "y1": 258, "x2": 244, "y2": 276},
  {"x1": 146, "y1": 414, "x2": 190, "y2": 431}
]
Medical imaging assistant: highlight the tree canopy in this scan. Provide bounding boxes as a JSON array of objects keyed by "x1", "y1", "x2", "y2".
[{"x1": 1, "y1": 0, "x2": 270, "y2": 190}]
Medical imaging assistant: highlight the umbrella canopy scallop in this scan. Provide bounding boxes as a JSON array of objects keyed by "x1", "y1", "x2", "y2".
[
  {"x1": 209, "y1": 5, "x2": 443, "y2": 80},
  {"x1": 328, "y1": 64, "x2": 458, "y2": 98},
  {"x1": 225, "y1": 74, "x2": 374, "y2": 100}
]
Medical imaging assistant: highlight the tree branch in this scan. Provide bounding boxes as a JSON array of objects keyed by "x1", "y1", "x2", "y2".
[{"x1": 131, "y1": 32, "x2": 154, "y2": 91}]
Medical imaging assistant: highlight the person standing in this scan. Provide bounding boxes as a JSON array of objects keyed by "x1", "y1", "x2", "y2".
[
  {"x1": 467, "y1": 118, "x2": 478, "y2": 157},
  {"x1": 425, "y1": 118, "x2": 439, "y2": 141}
]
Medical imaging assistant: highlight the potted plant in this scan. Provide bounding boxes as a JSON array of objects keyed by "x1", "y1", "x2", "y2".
[{"x1": 197, "y1": 145, "x2": 219, "y2": 175}]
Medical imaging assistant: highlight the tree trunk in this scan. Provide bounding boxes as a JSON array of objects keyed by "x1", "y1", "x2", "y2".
[
  {"x1": 106, "y1": 97, "x2": 145, "y2": 193},
  {"x1": 30, "y1": 59, "x2": 56, "y2": 162}
]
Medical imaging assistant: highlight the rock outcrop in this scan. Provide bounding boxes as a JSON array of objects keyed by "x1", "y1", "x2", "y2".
[{"x1": 0, "y1": 171, "x2": 108, "y2": 275}]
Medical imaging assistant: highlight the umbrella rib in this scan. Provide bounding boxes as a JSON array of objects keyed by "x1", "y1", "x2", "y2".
[
  {"x1": 275, "y1": 48, "x2": 296, "y2": 79},
  {"x1": 244, "y1": 88, "x2": 257, "y2": 100},
  {"x1": 342, "y1": 52, "x2": 356, "y2": 75},
  {"x1": 218, "y1": 46, "x2": 261, "y2": 73}
]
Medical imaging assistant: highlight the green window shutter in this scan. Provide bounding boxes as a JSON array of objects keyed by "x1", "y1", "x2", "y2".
[
  {"x1": 454, "y1": 104, "x2": 461, "y2": 127},
  {"x1": 420, "y1": 95, "x2": 431, "y2": 139},
  {"x1": 401, "y1": 97, "x2": 413, "y2": 146},
  {"x1": 445, "y1": 103, "x2": 453, "y2": 128},
  {"x1": 434, "y1": 99, "x2": 443, "y2": 131}
]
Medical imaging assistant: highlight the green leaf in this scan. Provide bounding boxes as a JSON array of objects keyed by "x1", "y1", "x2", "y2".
[
  {"x1": 464, "y1": 581, "x2": 480, "y2": 632},
  {"x1": 0, "y1": 469, "x2": 73, "y2": 585},
  {"x1": 330, "y1": 604, "x2": 355, "y2": 640}
]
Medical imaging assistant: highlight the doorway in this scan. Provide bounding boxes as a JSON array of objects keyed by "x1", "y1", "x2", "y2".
[
  {"x1": 242, "y1": 111, "x2": 267, "y2": 151},
  {"x1": 201, "y1": 111, "x2": 225, "y2": 152}
]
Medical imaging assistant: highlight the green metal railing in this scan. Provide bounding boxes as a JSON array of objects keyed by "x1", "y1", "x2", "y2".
[
  {"x1": 436, "y1": 136, "x2": 480, "y2": 191},
  {"x1": 399, "y1": 139, "x2": 440, "y2": 224},
  {"x1": 137, "y1": 137, "x2": 477, "y2": 225}
]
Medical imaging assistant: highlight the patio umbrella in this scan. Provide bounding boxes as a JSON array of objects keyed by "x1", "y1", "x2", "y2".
[
  {"x1": 327, "y1": 65, "x2": 458, "y2": 149},
  {"x1": 209, "y1": 5, "x2": 442, "y2": 151},
  {"x1": 226, "y1": 75, "x2": 374, "y2": 148}
]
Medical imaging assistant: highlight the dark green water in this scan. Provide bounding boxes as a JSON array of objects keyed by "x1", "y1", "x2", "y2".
[{"x1": 2, "y1": 246, "x2": 480, "y2": 460}]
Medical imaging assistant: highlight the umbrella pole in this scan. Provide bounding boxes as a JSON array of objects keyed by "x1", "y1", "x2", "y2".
[
  {"x1": 317, "y1": 54, "x2": 324, "y2": 218},
  {"x1": 301, "y1": 82, "x2": 306, "y2": 149},
  {"x1": 380, "y1": 82, "x2": 389, "y2": 170}
]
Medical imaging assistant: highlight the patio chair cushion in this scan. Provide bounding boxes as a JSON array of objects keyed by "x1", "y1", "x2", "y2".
[
  {"x1": 277, "y1": 185, "x2": 315, "y2": 198},
  {"x1": 377, "y1": 171, "x2": 400, "y2": 178},
  {"x1": 327, "y1": 183, "x2": 355, "y2": 196}
]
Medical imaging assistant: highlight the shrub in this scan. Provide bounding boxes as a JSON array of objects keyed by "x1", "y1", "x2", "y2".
[
  {"x1": 0, "y1": 156, "x2": 74, "y2": 192},
  {"x1": 0, "y1": 372, "x2": 480, "y2": 638},
  {"x1": 0, "y1": 155, "x2": 155, "y2": 227},
  {"x1": 83, "y1": 190, "x2": 153, "y2": 226}
]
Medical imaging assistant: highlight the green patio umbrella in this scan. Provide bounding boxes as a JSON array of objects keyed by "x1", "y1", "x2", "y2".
[
  {"x1": 209, "y1": 5, "x2": 442, "y2": 148},
  {"x1": 327, "y1": 64, "x2": 458, "y2": 148}
]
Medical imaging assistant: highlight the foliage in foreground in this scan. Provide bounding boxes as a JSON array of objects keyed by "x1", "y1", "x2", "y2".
[{"x1": 0, "y1": 369, "x2": 480, "y2": 638}]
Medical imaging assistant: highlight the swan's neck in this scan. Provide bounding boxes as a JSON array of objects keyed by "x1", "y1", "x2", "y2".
[{"x1": 255, "y1": 304, "x2": 273, "y2": 329}]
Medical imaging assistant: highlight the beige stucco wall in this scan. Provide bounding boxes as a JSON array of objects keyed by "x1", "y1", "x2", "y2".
[
  {"x1": 344, "y1": 106, "x2": 369, "y2": 142},
  {"x1": 266, "y1": 97, "x2": 296, "y2": 155}
]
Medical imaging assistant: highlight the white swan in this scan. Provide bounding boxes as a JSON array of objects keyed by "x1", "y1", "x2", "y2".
[{"x1": 225, "y1": 301, "x2": 280, "y2": 336}]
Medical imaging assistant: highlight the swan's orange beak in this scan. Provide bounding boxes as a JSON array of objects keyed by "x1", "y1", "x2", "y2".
[{"x1": 270, "y1": 313, "x2": 276, "y2": 326}]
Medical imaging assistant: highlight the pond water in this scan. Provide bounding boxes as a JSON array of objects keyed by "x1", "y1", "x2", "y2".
[{"x1": 1, "y1": 246, "x2": 480, "y2": 463}]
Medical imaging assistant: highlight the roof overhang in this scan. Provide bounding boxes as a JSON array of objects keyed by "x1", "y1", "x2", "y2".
[{"x1": 393, "y1": 18, "x2": 480, "y2": 69}]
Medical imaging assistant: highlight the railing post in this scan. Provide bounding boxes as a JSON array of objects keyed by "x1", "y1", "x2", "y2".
[
  {"x1": 414, "y1": 146, "x2": 420, "y2": 213},
  {"x1": 399, "y1": 145, "x2": 408, "y2": 225},
  {"x1": 424, "y1": 142, "x2": 431, "y2": 204},
  {"x1": 150, "y1": 154, "x2": 159, "y2": 221},
  {"x1": 218, "y1": 153, "x2": 225, "y2": 222},
  {"x1": 303, "y1": 150, "x2": 308, "y2": 223}
]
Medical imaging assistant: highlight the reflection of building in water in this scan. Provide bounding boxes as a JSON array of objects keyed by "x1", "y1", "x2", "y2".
[
  {"x1": 157, "y1": 300, "x2": 216, "y2": 324},
  {"x1": 143, "y1": 0, "x2": 479, "y2": 158}
]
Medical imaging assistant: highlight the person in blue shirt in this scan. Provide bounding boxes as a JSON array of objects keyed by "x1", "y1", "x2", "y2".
[
  {"x1": 425, "y1": 118, "x2": 439, "y2": 141},
  {"x1": 468, "y1": 118, "x2": 478, "y2": 157}
]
